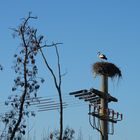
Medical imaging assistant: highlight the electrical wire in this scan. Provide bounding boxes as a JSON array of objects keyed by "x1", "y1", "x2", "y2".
[
  {"x1": 88, "y1": 105, "x2": 104, "y2": 140},
  {"x1": 0, "y1": 93, "x2": 89, "y2": 115}
]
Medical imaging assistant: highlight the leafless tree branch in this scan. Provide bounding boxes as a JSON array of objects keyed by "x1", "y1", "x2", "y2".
[{"x1": 38, "y1": 43, "x2": 63, "y2": 140}]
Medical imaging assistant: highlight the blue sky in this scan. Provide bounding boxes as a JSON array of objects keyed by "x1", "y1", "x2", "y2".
[{"x1": 0, "y1": 0, "x2": 140, "y2": 139}]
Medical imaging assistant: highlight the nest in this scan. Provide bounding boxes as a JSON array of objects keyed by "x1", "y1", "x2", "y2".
[{"x1": 93, "y1": 62, "x2": 122, "y2": 78}]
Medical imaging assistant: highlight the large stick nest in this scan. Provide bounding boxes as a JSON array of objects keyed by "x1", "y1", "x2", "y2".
[{"x1": 93, "y1": 62, "x2": 122, "y2": 78}]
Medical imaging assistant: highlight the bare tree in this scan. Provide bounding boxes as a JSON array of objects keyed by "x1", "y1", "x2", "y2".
[
  {"x1": 0, "y1": 13, "x2": 64, "y2": 140},
  {"x1": 11, "y1": 13, "x2": 64, "y2": 140},
  {"x1": 0, "y1": 13, "x2": 44, "y2": 140},
  {"x1": 38, "y1": 43, "x2": 64, "y2": 140},
  {"x1": 24, "y1": 14, "x2": 64, "y2": 139}
]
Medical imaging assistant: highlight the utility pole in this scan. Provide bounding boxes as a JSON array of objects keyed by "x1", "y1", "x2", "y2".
[{"x1": 100, "y1": 75, "x2": 108, "y2": 140}]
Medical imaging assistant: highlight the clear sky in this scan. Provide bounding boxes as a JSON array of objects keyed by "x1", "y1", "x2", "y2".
[{"x1": 0, "y1": 0, "x2": 140, "y2": 139}]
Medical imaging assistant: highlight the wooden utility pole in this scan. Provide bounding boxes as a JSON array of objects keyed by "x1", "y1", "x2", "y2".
[{"x1": 100, "y1": 75, "x2": 108, "y2": 140}]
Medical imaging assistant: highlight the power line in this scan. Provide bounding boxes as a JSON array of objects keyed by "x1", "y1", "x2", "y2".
[{"x1": 0, "y1": 93, "x2": 89, "y2": 115}]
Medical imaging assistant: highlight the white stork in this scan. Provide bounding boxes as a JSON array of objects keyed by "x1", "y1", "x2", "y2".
[{"x1": 97, "y1": 52, "x2": 107, "y2": 61}]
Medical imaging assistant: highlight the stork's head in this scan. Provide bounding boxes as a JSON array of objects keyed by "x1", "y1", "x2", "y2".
[{"x1": 97, "y1": 52, "x2": 101, "y2": 55}]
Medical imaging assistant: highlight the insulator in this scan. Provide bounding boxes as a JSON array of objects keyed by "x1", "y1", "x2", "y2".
[
  {"x1": 89, "y1": 104, "x2": 91, "y2": 113},
  {"x1": 120, "y1": 114, "x2": 123, "y2": 120}
]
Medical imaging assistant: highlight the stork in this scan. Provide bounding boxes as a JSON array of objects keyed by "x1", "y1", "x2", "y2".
[{"x1": 97, "y1": 52, "x2": 107, "y2": 61}]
